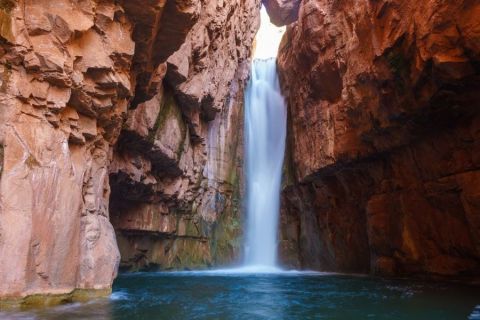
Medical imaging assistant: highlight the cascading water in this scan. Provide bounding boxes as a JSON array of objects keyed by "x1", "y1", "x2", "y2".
[{"x1": 243, "y1": 58, "x2": 287, "y2": 268}]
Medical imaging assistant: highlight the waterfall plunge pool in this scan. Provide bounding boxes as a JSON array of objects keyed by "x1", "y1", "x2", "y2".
[{"x1": 2, "y1": 272, "x2": 480, "y2": 319}]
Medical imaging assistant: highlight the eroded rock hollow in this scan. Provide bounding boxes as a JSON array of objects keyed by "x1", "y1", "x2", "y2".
[{"x1": 0, "y1": 0, "x2": 260, "y2": 303}]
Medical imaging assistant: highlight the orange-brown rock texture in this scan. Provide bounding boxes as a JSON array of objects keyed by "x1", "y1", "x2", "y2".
[
  {"x1": 0, "y1": 0, "x2": 259, "y2": 304},
  {"x1": 277, "y1": 0, "x2": 480, "y2": 280},
  {"x1": 111, "y1": 0, "x2": 260, "y2": 271},
  {"x1": 263, "y1": 0, "x2": 300, "y2": 27}
]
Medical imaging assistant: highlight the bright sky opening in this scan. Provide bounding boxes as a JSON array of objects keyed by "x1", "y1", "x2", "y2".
[{"x1": 254, "y1": 6, "x2": 286, "y2": 59}]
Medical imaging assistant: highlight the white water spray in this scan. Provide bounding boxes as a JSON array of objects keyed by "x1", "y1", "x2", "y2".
[{"x1": 244, "y1": 58, "x2": 287, "y2": 268}]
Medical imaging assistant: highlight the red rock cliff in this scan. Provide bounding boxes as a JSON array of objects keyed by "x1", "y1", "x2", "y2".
[
  {"x1": 277, "y1": 0, "x2": 480, "y2": 280},
  {"x1": 0, "y1": 0, "x2": 259, "y2": 304}
]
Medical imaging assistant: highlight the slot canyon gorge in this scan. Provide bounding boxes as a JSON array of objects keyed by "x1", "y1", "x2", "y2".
[{"x1": 0, "y1": 0, "x2": 479, "y2": 317}]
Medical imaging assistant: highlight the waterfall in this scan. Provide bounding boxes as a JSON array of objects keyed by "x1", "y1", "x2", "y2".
[{"x1": 244, "y1": 58, "x2": 287, "y2": 268}]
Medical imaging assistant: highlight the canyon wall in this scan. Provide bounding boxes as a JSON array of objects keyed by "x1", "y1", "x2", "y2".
[
  {"x1": 0, "y1": 0, "x2": 259, "y2": 304},
  {"x1": 110, "y1": 0, "x2": 259, "y2": 271},
  {"x1": 277, "y1": 0, "x2": 480, "y2": 280}
]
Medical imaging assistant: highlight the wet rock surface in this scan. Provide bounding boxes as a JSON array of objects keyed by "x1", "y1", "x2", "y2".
[{"x1": 277, "y1": 0, "x2": 480, "y2": 280}]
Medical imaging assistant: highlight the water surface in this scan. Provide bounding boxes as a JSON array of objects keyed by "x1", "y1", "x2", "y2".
[{"x1": 3, "y1": 272, "x2": 479, "y2": 319}]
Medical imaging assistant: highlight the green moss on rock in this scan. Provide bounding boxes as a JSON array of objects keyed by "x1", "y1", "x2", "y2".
[
  {"x1": 210, "y1": 182, "x2": 243, "y2": 265},
  {"x1": 149, "y1": 90, "x2": 186, "y2": 146},
  {"x1": 0, "y1": 288, "x2": 111, "y2": 310},
  {"x1": 212, "y1": 212, "x2": 242, "y2": 265},
  {"x1": 181, "y1": 217, "x2": 202, "y2": 238},
  {"x1": 170, "y1": 239, "x2": 211, "y2": 270}
]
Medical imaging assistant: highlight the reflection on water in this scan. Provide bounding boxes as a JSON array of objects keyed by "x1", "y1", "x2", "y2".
[{"x1": 2, "y1": 272, "x2": 479, "y2": 320}]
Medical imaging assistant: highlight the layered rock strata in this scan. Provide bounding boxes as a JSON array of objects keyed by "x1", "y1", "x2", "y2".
[
  {"x1": 110, "y1": 0, "x2": 259, "y2": 271},
  {"x1": 0, "y1": 0, "x2": 134, "y2": 303},
  {"x1": 277, "y1": 0, "x2": 480, "y2": 280},
  {"x1": 0, "y1": 0, "x2": 259, "y2": 304}
]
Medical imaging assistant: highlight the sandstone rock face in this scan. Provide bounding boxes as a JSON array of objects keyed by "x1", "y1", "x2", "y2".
[
  {"x1": 0, "y1": 0, "x2": 259, "y2": 302},
  {"x1": 277, "y1": 0, "x2": 480, "y2": 280},
  {"x1": 262, "y1": 0, "x2": 301, "y2": 26},
  {"x1": 120, "y1": 0, "x2": 201, "y2": 106},
  {"x1": 0, "y1": 0, "x2": 132, "y2": 301},
  {"x1": 110, "y1": 0, "x2": 260, "y2": 271}
]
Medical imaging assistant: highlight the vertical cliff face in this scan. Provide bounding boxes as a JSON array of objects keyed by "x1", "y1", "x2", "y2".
[
  {"x1": 277, "y1": 0, "x2": 480, "y2": 279},
  {"x1": 0, "y1": 0, "x2": 134, "y2": 301},
  {"x1": 0, "y1": 0, "x2": 259, "y2": 303},
  {"x1": 110, "y1": 0, "x2": 259, "y2": 271}
]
